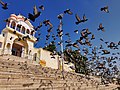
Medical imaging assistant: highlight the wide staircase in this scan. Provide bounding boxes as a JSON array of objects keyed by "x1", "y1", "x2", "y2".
[{"x1": 0, "y1": 54, "x2": 119, "y2": 90}]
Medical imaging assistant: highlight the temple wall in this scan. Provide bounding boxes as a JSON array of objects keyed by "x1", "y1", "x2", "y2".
[
  {"x1": 39, "y1": 48, "x2": 59, "y2": 69},
  {"x1": 0, "y1": 34, "x2": 5, "y2": 55}
]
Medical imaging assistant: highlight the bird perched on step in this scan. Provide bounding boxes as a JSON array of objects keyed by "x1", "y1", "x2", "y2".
[
  {"x1": 64, "y1": 9, "x2": 73, "y2": 15},
  {"x1": 98, "y1": 23, "x2": 105, "y2": 32},
  {"x1": 101, "y1": 6, "x2": 109, "y2": 13},
  {"x1": 0, "y1": 0, "x2": 8, "y2": 9},
  {"x1": 28, "y1": 5, "x2": 41, "y2": 22}
]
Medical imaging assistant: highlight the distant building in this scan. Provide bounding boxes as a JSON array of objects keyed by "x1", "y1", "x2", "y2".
[{"x1": 0, "y1": 14, "x2": 75, "y2": 72}]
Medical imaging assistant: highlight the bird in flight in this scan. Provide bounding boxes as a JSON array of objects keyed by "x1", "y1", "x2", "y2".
[
  {"x1": 28, "y1": 5, "x2": 41, "y2": 22},
  {"x1": 83, "y1": 14, "x2": 88, "y2": 22},
  {"x1": 74, "y1": 30, "x2": 78, "y2": 34},
  {"x1": 64, "y1": 9, "x2": 73, "y2": 15},
  {"x1": 75, "y1": 14, "x2": 88, "y2": 25},
  {"x1": 98, "y1": 23, "x2": 105, "y2": 32},
  {"x1": 91, "y1": 34, "x2": 95, "y2": 40},
  {"x1": 43, "y1": 19, "x2": 53, "y2": 28},
  {"x1": 75, "y1": 14, "x2": 82, "y2": 25},
  {"x1": 39, "y1": 5, "x2": 44, "y2": 11},
  {"x1": 102, "y1": 50, "x2": 110, "y2": 55},
  {"x1": 101, "y1": 6, "x2": 109, "y2": 13},
  {"x1": 0, "y1": 0, "x2": 8, "y2": 9},
  {"x1": 34, "y1": 22, "x2": 42, "y2": 31}
]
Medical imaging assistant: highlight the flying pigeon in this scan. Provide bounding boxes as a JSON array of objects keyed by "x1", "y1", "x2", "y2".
[
  {"x1": 39, "y1": 5, "x2": 44, "y2": 11},
  {"x1": 91, "y1": 34, "x2": 95, "y2": 40},
  {"x1": 82, "y1": 14, "x2": 88, "y2": 22},
  {"x1": 98, "y1": 23, "x2": 105, "y2": 32},
  {"x1": 75, "y1": 14, "x2": 82, "y2": 25},
  {"x1": 0, "y1": 0, "x2": 8, "y2": 9},
  {"x1": 43, "y1": 20, "x2": 53, "y2": 27},
  {"x1": 101, "y1": 6, "x2": 109, "y2": 13},
  {"x1": 74, "y1": 30, "x2": 78, "y2": 34},
  {"x1": 28, "y1": 5, "x2": 41, "y2": 22},
  {"x1": 102, "y1": 50, "x2": 110, "y2": 55},
  {"x1": 57, "y1": 13, "x2": 64, "y2": 19},
  {"x1": 64, "y1": 9, "x2": 73, "y2": 15}
]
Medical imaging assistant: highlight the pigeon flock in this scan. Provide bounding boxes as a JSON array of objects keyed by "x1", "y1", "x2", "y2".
[{"x1": 0, "y1": 0, "x2": 120, "y2": 85}]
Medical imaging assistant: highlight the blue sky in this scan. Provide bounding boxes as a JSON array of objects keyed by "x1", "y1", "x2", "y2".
[
  {"x1": 0, "y1": 0, "x2": 120, "y2": 59},
  {"x1": 0, "y1": 0, "x2": 120, "y2": 46}
]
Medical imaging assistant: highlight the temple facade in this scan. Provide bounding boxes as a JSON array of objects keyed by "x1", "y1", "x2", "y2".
[{"x1": 0, "y1": 14, "x2": 75, "y2": 72}]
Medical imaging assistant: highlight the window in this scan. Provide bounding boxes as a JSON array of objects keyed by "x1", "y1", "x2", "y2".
[
  {"x1": 11, "y1": 21, "x2": 16, "y2": 29},
  {"x1": 21, "y1": 27, "x2": 25, "y2": 34},
  {"x1": 31, "y1": 30, "x2": 34, "y2": 36},
  {"x1": 33, "y1": 53, "x2": 37, "y2": 61},
  {"x1": 16, "y1": 24, "x2": 22, "y2": 32},
  {"x1": 26, "y1": 29, "x2": 30, "y2": 34},
  {"x1": 29, "y1": 50, "x2": 31, "y2": 55},
  {"x1": 0, "y1": 42, "x2": 2, "y2": 48},
  {"x1": 7, "y1": 21, "x2": 10, "y2": 27}
]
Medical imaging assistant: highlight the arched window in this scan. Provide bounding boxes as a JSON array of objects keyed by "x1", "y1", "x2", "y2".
[
  {"x1": 16, "y1": 24, "x2": 22, "y2": 32},
  {"x1": 21, "y1": 26, "x2": 25, "y2": 34},
  {"x1": 7, "y1": 20, "x2": 10, "y2": 27},
  {"x1": 31, "y1": 30, "x2": 34, "y2": 36},
  {"x1": 11, "y1": 21, "x2": 16, "y2": 29},
  {"x1": 33, "y1": 53, "x2": 37, "y2": 61},
  {"x1": 6, "y1": 43, "x2": 11, "y2": 49},
  {"x1": 0, "y1": 42, "x2": 2, "y2": 48},
  {"x1": 29, "y1": 50, "x2": 31, "y2": 55},
  {"x1": 26, "y1": 29, "x2": 30, "y2": 34}
]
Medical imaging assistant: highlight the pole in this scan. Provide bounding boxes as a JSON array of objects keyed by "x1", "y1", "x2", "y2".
[
  {"x1": 57, "y1": 13, "x2": 64, "y2": 79},
  {"x1": 59, "y1": 19, "x2": 64, "y2": 79}
]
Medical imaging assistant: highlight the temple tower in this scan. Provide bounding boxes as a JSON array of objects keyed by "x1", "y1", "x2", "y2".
[{"x1": 0, "y1": 14, "x2": 37, "y2": 59}]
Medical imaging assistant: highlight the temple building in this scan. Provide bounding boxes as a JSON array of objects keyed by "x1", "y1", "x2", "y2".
[{"x1": 0, "y1": 14, "x2": 75, "y2": 72}]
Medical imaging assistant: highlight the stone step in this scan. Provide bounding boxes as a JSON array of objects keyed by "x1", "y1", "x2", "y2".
[
  {"x1": 0, "y1": 84, "x2": 70, "y2": 90},
  {"x1": 1, "y1": 86, "x2": 69, "y2": 90},
  {"x1": 0, "y1": 72, "x2": 57, "y2": 81},
  {"x1": 0, "y1": 67, "x2": 46, "y2": 77},
  {"x1": 0, "y1": 71, "x2": 86, "y2": 82},
  {"x1": 0, "y1": 77, "x2": 85, "y2": 86},
  {"x1": 0, "y1": 64, "x2": 63, "y2": 79},
  {"x1": 0, "y1": 55, "x2": 30, "y2": 62}
]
